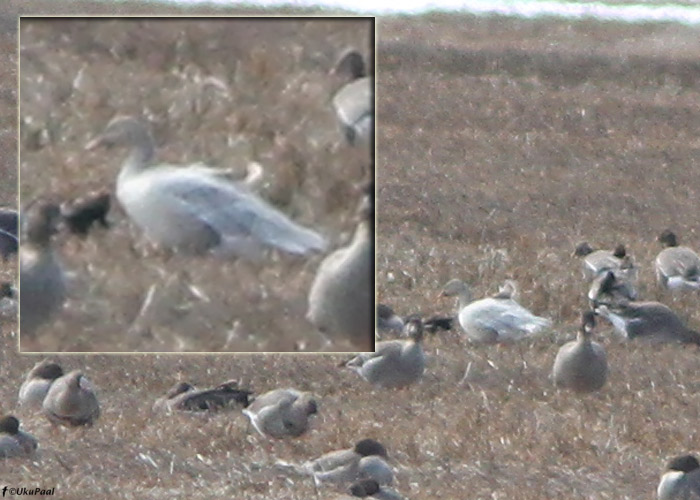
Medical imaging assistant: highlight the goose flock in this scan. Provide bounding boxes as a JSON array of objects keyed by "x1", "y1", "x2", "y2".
[{"x1": 18, "y1": 48, "x2": 374, "y2": 351}]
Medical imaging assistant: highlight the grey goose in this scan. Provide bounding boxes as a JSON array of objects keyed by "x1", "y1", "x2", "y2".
[
  {"x1": 587, "y1": 270, "x2": 638, "y2": 308},
  {"x1": 595, "y1": 301, "x2": 700, "y2": 345},
  {"x1": 42, "y1": 370, "x2": 100, "y2": 427},
  {"x1": 18, "y1": 360, "x2": 65, "y2": 409},
  {"x1": 552, "y1": 311, "x2": 608, "y2": 393},
  {"x1": 153, "y1": 380, "x2": 253, "y2": 412},
  {"x1": 344, "y1": 317, "x2": 425, "y2": 389},
  {"x1": 19, "y1": 201, "x2": 67, "y2": 336},
  {"x1": 655, "y1": 230, "x2": 700, "y2": 291},
  {"x1": 657, "y1": 454, "x2": 700, "y2": 500},
  {"x1": 573, "y1": 242, "x2": 635, "y2": 281},
  {"x1": 0, "y1": 416, "x2": 37, "y2": 459},
  {"x1": 242, "y1": 388, "x2": 318, "y2": 439}
]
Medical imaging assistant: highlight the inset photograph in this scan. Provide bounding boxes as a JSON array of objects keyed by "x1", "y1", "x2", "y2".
[{"x1": 19, "y1": 17, "x2": 374, "y2": 353}]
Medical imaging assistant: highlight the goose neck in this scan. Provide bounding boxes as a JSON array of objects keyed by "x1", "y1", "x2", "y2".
[{"x1": 118, "y1": 139, "x2": 156, "y2": 178}]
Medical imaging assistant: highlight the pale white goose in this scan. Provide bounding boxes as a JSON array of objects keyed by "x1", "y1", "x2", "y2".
[
  {"x1": 153, "y1": 380, "x2": 252, "y2": 412},
  {"x1": 302, "y1": 439, "x2": 393, "y2": 487},
  {"x1": 242, "y1": 388, "x2": 318, "y2": 439},
  {"x1": 307, "y1": 183, "x2": 372, "y2": 350},
  {"x1": 595, "y1": 301, "x2": 700, "y2": 345},
  {"x1": 656, "y1": 230, "x2": 700, "y2": 291},
  {"x1": 85, "y1": 116, "x2": 326, "y2": 258},
  {"x1": 345, "y1": 317, "x2": 425, "y2": 389},
  {"x1": 0, "y1": 416, "x2": 38, "y2": 459},
  {"x1": 18, "y1": 360, "x2": 64, "y2": 409},
  {"x1": 658, "y1": 455, "x2": 700, "y2": 500},
  {"x1": 587, "y1": 270, "x2": 638, "y2": 307},
  {"x1": 19, "y1": 201, "x2": 66, "y2": 336},
  {"x1": 573, "y1": 242, "x2": 634, "y2": 281},
  {"x1": 441, "y1": 279, "x2": 551, "y2": 343},
  {"x1": 552, "y1": 311, "x2": 608, "y2": 393},
  {"x1": 350, "y1": 480, "x2": 406, "y2": 500},
  {"x1": 332, "y1": 49, "x2": 373, "y2": 146},
  {"x1": 42, "y1": 370, "x2": 100, "y2": 427}
]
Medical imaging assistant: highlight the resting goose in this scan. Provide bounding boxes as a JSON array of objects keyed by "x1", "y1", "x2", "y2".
[
  {"x1": 153, "y1": 380, "x2": 253, "y2": 412},
  {"x1": 657, "y1": 454, "x2": 700, "y2": 500},
  {"x1": 242, "y1": 388, "x2": 318, "y2": 439},
  {"x1": 595, "y1": 301, "x2": 700, "y2": 345},
  {"x1": 441, "y1": 279, "x2": 551, "y2": 343},
  {"x1": 655, "y1": 230, "x2": 700, "y2": 291},
  {"x1": 85, "y1": 116, "x2": 326, "y2": 258},
  {"x1": 18, "y1": 360, "x2": 64, "y2": 409},
  {"x1": 42, "y1": 370, "x2": 100, "y2": 427},
  {"x1": 302, "y1": 439, "x2": 393, "y2": 487},
  {"x1": 0, "y1": 416, "x2": 37, "y2": 459},
  {"x1": 587, "y1": 270, "x2": 638, "y2": 308},
  {"x1": 552, "y1": 311, "x2": 608, "y2": 393},
  {"x1": 307, "y1": 183, "x2": 373, "y2": 350},
  {"x1": 573, "y1": 242, "x2": 633, "y2": 281},
  {"x1": 345, "y1": 317, "x2": 425, "y2": 389},
  {"x1": 332, "y1": 49, "x2": 373, "y2": 146},
  {"x1": 19, "y1": 201, "x2": 66, "y2": 336}
]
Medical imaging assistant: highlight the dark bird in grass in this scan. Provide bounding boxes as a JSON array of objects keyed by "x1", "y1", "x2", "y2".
[
  {"x1": 154, "y1": 380, "x2": 253, "y2": 412},
  {"x1": 60, "y1": 190, "x2": 111, "y2": 237}
]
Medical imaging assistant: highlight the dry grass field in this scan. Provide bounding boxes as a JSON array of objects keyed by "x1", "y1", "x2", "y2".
[
  {"x1": 19, "y1": 16, "x2": 372, "y2": 352},
  {"x1": 1, "y1": 1, "x2": 699, "y2": 499}
]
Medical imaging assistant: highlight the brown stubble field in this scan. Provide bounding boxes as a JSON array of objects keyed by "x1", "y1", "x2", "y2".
[
  {"x1": 1, "y1": 1, "x2": 699, "y2": 499},
  {"x1": 19, "y1": 17, "x2": 372, "y2": 352}
]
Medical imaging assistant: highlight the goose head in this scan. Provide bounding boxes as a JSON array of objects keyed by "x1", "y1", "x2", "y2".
[
  {"x1": 0, "y1": 416, "x2": 20, "y2": 435},
  {"x1": 588, "y1": 270, "x2": 637, "y2": 307},
  {"x1": 354, "y1": 438, "x2": 388, "y2": 459},
  {"x1": 667, "y1": 454, "x2": 700, "y2": 473},
  {"x1": 612, "y1": 244, "x2": 627, "y2": 258},
  {"x1": 403, "y1": 316, "x2": 424, "y2": 343},
  {"x1": 86, "y1": 116, "x2": 152, "y2": 151},
  {"x1": 23, "y1": 201, "x2": 61, "y2": 248},
  {"x1": 333, "y1": 48, "x2": 367, "y2": 80},
  {"x1": 573, "y1": 241, "x2": 595, "y2": 257},
  {"x1": 28, "y1": 360, "x2": 64, "y2": 381},
  {"x1": 165, "y1": 382, "x2": 195, "y2": 399},
  {"x1": 658, "y1": 229, "x2": 679, "y2": 248},
  {"x1": 579, "y1": 310, "x2": 596, "y2": 339}
]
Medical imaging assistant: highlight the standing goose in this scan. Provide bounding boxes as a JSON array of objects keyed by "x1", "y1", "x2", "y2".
[
  {"x1": 42, "y1": 370, "x2": 100, "y2": 427},
  {"x1": 344, "y1": 317, "x2": 425, "y2": 389},
  {"x1": 657, "y1": 454, "x2": 700, "y2": 500},
  {"x1": 595, "y1": 301, "x2": 700, "y2": 345},
  {"x1": 307, "y1": 183, "x2": 372, "y2": 350},
  {"x1": 153, "y1": 380, "x2": 253, "y2": 412},
  {"x1": 332, "y1": 48, "x2": 373, "y2": 146},
  {"x1": 19, "y1": 201, "x2": 66, "y2": 336},
  {"x1": 85, "y1": 116, "x2": 326, "y2": 258},
  {"x1": 573, "y1": 242, "x2": 633, "y2": 281},
  {"x1": 242, "y1": 388, "x2": 318, "y2": 439},
  {"x1": 0, "y1": 416, "x2": 38, "y2": 459},
  {"x1": 441, "y1": 279, "x2": 551, "y2": 343},
  {"x1": 552, "y1": 311, "x2": 608, "y2": 393},
  {"x1": 303, "y1": 439, "x2": 394, "y2": 487},
  {"x1": 587, "y1": 270, "x2": 638, "y2": 308},
  {"x1": 18, "y1": 360, "x2": 64, "y2": 409},
  {"x1": 655, "y1": 230, "x2": 700, "y2": 291}
]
